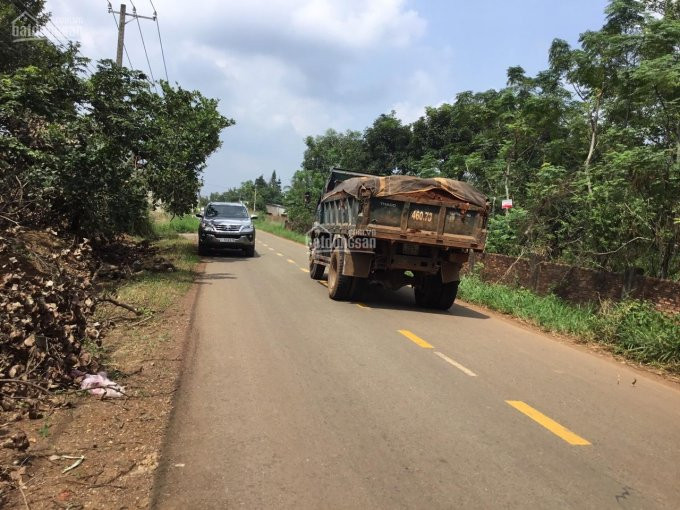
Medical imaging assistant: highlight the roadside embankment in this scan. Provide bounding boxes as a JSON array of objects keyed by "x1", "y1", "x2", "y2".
[{"x1": 1, "y1": 232, "x2": 201, "y2": 508}]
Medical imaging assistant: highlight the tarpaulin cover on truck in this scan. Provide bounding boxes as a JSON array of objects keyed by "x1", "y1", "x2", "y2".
[{"x1": 322, "y1": 175, "x2": 487, "y2": 208}]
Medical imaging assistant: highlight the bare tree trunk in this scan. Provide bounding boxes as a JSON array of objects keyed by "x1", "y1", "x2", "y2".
[
  {"x1": 504, "y1": 159, "x2": 511, "y2": 215},
  {"x1": 584, "y1": 90, "x2": 602, "y2": 196},
  {"x1": 504, "y1": 160, "x2": 511, "y2": 200},
  {"x1": 659, "y1": 239, "x2": 674, "y2": 280}
]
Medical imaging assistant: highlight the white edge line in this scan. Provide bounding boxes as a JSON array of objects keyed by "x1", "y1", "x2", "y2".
[{"x1": 434, "y1": 351, "x2": 477, "y2": 377}]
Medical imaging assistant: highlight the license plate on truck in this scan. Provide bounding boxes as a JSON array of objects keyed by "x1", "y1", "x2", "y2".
[
  {"x1": 407, "y1": 204, "x2": 440, "y2": 231},
  {"x1": 218, "y1": 238, "x2": 237, "y2": 243}
]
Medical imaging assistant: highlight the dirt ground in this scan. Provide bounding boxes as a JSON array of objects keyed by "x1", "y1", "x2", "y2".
[{"x1": 1, "y1": 265, "x2": 201, "y2": 509}]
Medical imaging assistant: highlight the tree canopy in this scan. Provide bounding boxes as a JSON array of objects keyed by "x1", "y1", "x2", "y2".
[{"x1": 0, "y1": 0, "x2": 233, "y2": 238}]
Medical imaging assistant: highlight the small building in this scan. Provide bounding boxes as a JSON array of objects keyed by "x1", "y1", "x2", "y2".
[{"x1": 266, "y1": 204, "x2": 287, "y2": 217}]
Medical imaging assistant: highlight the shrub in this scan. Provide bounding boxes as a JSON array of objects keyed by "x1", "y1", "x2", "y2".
[{"x1": 458, "y1": 275, "x2": 680, "y2": 370}]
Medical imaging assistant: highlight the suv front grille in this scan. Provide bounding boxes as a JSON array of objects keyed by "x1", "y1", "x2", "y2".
[{"x1": 214, "y1": 224, "x2": 240, "y2": 232}]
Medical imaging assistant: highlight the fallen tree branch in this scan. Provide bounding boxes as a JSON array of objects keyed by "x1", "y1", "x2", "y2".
[
  {"x1": 496, "y1": 247, "x2": 527, "y2": 284},
  {"x1": 98, "y1": 297, "x2": 142, "y2": 316},
  {"x1": 17, "y1": 483, "x2": 30, "y2": 510},
  {"x1": 588, "y1": 236, "x2": 651, "y2": 256},
  {"x1": 61, "y1": 455, "x2": 85, "y2": 474},
  {"x1": 0, "y1": 214, "x2": 21, "y2": 226},
  {"x1": 0, "y1": 379, "x2": 52, "y2": 395}
]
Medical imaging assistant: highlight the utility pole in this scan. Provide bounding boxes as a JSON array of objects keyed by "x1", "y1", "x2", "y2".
[
  {"x1": 253, "y1": 187, "x2": 257, "y2": 214},
  {"x1": 108, "y1": 2, "x2": 157, "y2": 67},
  {"x1": 115, "y1": 3, "x2": 126, "y2": 66}
]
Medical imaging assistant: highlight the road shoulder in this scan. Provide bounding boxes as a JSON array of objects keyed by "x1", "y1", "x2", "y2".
[{"x1": 2, "y1": 239, "x2": 204, "y2": 509}]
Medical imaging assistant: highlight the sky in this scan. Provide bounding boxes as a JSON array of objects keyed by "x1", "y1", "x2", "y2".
[{"x1": 42, "y1": 0, "x2": 610, "y2": 194}]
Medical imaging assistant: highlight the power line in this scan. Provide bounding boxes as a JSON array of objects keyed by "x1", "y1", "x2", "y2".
[
  {"x1": 129, "y1": 0, "x2": 157, "y2": 91},
  {"x1": 149, "y1": 0, "x2": 169, "y2": 82},
  {"x1": 12, "y1": 0, "x2": 96, "y2": 75},
  {"x1": 45, "y1": 17, "x2": 97, "y2": 75}
]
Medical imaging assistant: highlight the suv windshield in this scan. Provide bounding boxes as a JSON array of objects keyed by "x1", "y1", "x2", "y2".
[{"x1": 205, "y1": 204, "x2": 248, "y2": 219}]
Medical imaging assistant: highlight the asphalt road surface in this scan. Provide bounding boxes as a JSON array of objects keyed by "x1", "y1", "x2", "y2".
[{"x1": 153, "y1": 230, "x2": 680, "y2": 509}]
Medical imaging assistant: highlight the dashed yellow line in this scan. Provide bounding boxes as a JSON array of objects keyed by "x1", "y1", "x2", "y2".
[
  {"x1": 354, "y1": 303, "x2": 370, "y2": 309},
  {"x1": 318, "y1": 281, "x2": 328, "y2": 287},
  {"x1": 277, "y1": 252, "x2": 283, "y2": 257},
  {"x1": 287, "y1": 259, "x2": 296, "y2": 264},
  {"x1": 506, "y1": 401, "x2": 591, "y2": 446},
  {"x1": 397, "y1": 330, "x2": 433, "y2": 349},
  {"x1": 268, "y1": 247, "x2": 274, "y2": 251},
  {"x1": 300, "y1": 268, "x2": 310, "y2": 273}
]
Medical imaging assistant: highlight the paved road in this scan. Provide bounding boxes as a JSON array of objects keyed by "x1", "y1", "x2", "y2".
[{"x1": 153, "y1": 231, "x2": 680, "y2": 509}]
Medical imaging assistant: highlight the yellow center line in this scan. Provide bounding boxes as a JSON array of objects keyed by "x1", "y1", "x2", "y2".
[
  {"x1": 268, "y1": 247, "x2": 274, "y2": 251},
  {"x1": 277, "y1": 252, "x2": 284, "y2": 257},
  {"x1": 505, "y1": 401, "x2": 591, "y2": 446},
  {"x1": 397, "y1": 329, "x2": 434, "y2": 349},
  {"x1": 300, "y1": 268, "x2": 310, "y2": 273},
  {"x1": 318, "y1": 280, "x2": 328, "y2": 287},
  {"x1": 354, "y1": 303, "x2": 370, "y2": 309},
  {"x1": 287, "y1": 259, "x2": 296, "y2": 264}
]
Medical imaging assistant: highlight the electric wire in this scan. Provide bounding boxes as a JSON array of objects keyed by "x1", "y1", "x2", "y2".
[
  {"x1": 148, "y1": 0, "x2": 169, "y2": 82},
  {"x1": 129, "y1": 0, "x2": 158, "y2": 92},
  {"x1": 12, "y1": 0, "x2": 96, "y2": 75}
]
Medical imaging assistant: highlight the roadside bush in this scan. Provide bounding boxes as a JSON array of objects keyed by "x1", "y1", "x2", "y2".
[
  {"x1": 458, "y1": 275, "x2": 597, "y2": 339},
  {"x1": 152, "y1": 215, "x2": 200, "y2": 238},
  {"x1": 458, "y1": 275, "x2": 680, "y2": 370},
  {"x1": 596, "y1": 300, "x2": 680, "y2": 365},
  {"x1": 254, "y1": 219, "x2": 307, "y2": 244}
]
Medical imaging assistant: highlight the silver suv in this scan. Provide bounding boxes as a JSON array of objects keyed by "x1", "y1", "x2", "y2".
[{"x1": 197, "y1": 202, "x2": 257, "y2": 256}]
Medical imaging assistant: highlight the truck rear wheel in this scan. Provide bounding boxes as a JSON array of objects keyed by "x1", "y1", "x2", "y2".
[
  {"x1": 414, "y1": 275, "x2": 459, "y2": 310},
  {"x1": 328, "y1": 247, "x2": 355, "y2": 300}
]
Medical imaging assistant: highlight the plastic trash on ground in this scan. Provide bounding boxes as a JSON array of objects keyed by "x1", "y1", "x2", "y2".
[{"x1": 80, "y1": 372, "x2": 126, "y2": 397}]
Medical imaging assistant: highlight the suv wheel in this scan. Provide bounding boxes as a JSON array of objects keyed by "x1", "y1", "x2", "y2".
[{"x1": 198, "y1": 241, "x2": 209, "y2": 256}]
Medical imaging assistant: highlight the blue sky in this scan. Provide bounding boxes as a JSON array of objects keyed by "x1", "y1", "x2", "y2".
[{"x1": 47, "y1": 0, "x2": 609, "y2": 193}]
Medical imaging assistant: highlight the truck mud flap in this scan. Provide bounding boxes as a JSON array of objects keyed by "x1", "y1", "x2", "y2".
[
  {"x1": 440, "y1": 261, "x2": 461, "y2": 283},
  {"x1": 342, "y1": 251, "x2": 373, "y2": 278}
]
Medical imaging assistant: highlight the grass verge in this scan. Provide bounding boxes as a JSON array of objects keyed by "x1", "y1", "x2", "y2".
[
  {"x1": 115, "y1": 237, "x2": 199, "y2": 313},
  {"x1": 458, "y1": 274, "x2": 680, "y2": 372},
  {"x1": 91, "y1": 235, "x2": 199, "y2": 364},
  {"x1": 152, "y1": 214, "x2": 200, "y2": 238},
  {"x1": 255, "y1": 219, "x2": 306, "y2": 244}
]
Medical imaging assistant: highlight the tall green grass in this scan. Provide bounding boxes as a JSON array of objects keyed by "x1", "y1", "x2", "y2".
[
  {"x1": 152, "y1": 215, "x2": 200, "y2": 238},
  {"x1": 459, "y1": 274, "x2": 680, "y2": 370},
  {"x1": 254, "y1": 219, "x2": 307, "y2": 244}
]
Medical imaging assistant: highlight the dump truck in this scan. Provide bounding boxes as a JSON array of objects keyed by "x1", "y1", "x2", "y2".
[{"x1": 308, "y1": 169, "x2": 489, "y2": 309}]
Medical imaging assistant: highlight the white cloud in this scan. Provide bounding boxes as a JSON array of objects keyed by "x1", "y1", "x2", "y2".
[
  {"x1": 289, "y1": 0, "x2": 425, "y2": 49},
  {"x1": 183, "y1": 0, "x2": 425, "y2": 51},
  {"x1": 43, "y1": 0, "x2": 432, "y2": 190},
  {"x1": 391, "y1": 69, "x2": 440, "y2": 123}
]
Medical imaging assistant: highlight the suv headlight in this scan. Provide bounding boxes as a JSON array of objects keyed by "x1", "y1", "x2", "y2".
[
  {"x1": 240, "y1": 225, "x2": 254, "y2": 233},
  {"x1": 202, "y1": 221, "x2": 215, "y2": 232}
]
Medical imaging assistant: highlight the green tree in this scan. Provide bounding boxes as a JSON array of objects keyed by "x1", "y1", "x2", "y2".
[
  {"x1": 363, "y1": 111, "x2": 412, "y2": 174},
  {"x1": 0, "y1": 2, "x2": 233, "y2": 238}
]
